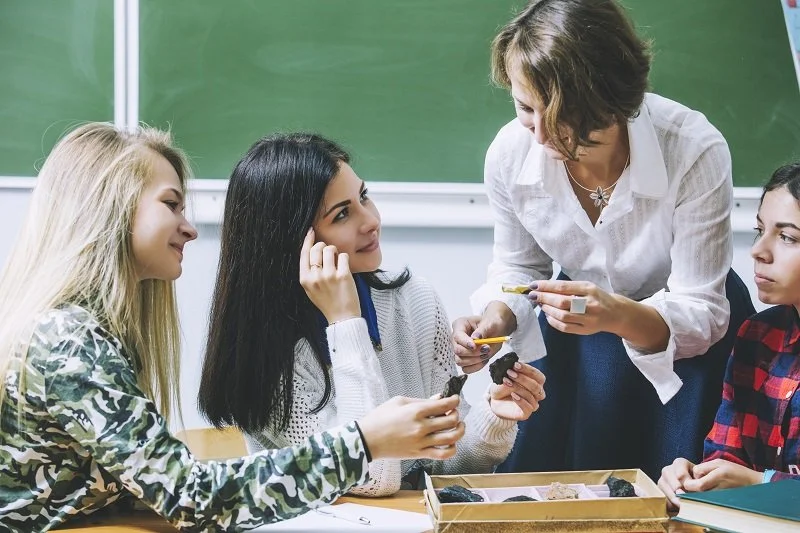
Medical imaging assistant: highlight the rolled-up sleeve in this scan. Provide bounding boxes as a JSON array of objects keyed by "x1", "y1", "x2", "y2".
[{"x1": 625, "y1": 138, "x2": 733, "y2": 404}]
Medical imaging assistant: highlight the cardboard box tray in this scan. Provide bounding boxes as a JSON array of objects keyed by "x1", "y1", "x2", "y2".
[{"x1": 424, "y1": 469, "x2": 668, "y2": 533}]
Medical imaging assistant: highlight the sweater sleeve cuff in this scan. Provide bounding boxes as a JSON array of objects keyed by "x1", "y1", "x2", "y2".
[
  {"x1": 466, "y1": 386, "x2": 517, "y2": 443},
  {"x1": 326, "y1": 318, "x2": 375, "y2": 365}
]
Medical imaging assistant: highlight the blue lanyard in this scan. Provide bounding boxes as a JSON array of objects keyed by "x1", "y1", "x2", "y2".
[{"x1": 316, "y1": 274, "x2": 382, "y2": 364}]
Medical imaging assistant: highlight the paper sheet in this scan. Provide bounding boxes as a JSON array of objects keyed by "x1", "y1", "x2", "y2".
[{"x1": 253, "y1": 502, "x2": 433, "y2": 532}]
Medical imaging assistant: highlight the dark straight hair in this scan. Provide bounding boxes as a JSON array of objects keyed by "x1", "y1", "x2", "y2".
[
  {"x1": 491, "y1": 0, "x2": 651, "y2": 159},
  {"x1": 762, "y1": 162, "x2": 800, "y2": 204},
  {"x1": 198, "y1": 133, "x2": 409, "y2": 433}
]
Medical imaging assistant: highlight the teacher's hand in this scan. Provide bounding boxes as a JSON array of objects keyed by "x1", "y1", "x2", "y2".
[
  {"x1": 529, "y1": 280, "x2": 622, "y2": 336},
  {"x1": 452, "y1": 302, "x2": 517, "y2": 373}
]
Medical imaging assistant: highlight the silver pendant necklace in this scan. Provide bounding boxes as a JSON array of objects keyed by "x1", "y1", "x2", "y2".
[{"x1": 564, "y1": 155, "x2": 630, "y2": 208}]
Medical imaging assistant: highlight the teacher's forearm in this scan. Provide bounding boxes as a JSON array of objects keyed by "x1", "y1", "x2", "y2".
[{"x1": 609, "y1": 296, "x2": 670, "y2": 353}]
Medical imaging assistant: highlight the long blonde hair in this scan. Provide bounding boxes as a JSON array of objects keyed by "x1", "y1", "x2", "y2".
[{"x1": 0, "y1": 122, "x2": 189, "y2": 421}]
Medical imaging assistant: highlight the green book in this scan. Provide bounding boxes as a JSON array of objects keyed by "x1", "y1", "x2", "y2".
[{"x1": 675, "y1": 480, "x2": 800, "y2": 533}]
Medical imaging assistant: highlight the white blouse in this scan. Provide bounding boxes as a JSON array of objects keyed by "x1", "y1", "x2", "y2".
[{"x1": 471, "y1": 93, "x2": 734, "y2": 404}]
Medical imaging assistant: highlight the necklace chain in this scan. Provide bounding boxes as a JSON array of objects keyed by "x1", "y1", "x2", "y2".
[{"x1": 564, "y1": 155, "x2": 630, "y2": 208}]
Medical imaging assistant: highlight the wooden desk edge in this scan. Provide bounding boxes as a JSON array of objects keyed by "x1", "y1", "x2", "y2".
[{"x1": 55, "y1": 490, "x2": 702, "y2": 532}]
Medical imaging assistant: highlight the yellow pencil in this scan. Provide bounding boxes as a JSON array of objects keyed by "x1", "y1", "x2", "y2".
[{"x1": 473, "y1": 336, "x2": 511, "y2": 346}]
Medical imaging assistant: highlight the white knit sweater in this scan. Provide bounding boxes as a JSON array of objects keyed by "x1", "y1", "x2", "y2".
[{"x1": 245, "y1": 274, "x2": 517, "y2": 496}]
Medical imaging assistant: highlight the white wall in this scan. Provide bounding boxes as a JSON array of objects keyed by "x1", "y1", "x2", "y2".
[{"x1": 0, "y1": 184, "x2": 765, "y2": 431}]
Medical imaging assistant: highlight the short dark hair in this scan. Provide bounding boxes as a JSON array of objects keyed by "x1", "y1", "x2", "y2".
[
  {"x1": 762, "y1": 162, "x2": 800, "y2": 204},
  {"x1": 491, "y1": 0, "x2": 651, "y2": 159},
  {"x1": 199, "y1": 133, "x2": 408, "y2": 433}
]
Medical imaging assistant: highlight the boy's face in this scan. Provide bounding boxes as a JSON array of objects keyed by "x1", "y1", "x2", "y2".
[
  {"x1": 312, "y1": 162, "x2": 382, "y2": 274},
  {"x1": 131, "y1": 153, "x2": 198, "y2": 281},
  {"x1": 752, "y1": 186, "x2": 800, "y2": 309}
]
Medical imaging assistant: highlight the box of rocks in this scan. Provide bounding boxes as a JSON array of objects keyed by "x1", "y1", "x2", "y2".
[{"x1": 423, "y1": 469, "x2": 667, "y2": 532}]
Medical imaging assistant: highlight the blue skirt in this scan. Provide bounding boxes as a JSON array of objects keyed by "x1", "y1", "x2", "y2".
[{"x1": 496, "y1": 269, "x2": 755, "y2": 482}]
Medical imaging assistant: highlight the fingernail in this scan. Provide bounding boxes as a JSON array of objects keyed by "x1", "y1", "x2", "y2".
[
  {"x1": 511, "y1": 392, "x2": 521, "y2": 400},
  {"x1": 507, "y1": 369, "x2": 518, "y2": 379},
  {"x1": 480, "y1": 345, "x2": 490, "y2": 354},
  {"x1": 529, "y1": 282, "x2": 538, "y2": 290},
  {"x1": 528, "y1": 293, "x2": 538, "y2": 301},
  {"x1": 503, "y1": 378, "x2": 513, "y2": 387},
  {"x1": 514, "y1": 362, "x2": 522, "y2": 370},
  {"x1": 307, "y1": 227, "x2": 314, "y2": 235}
]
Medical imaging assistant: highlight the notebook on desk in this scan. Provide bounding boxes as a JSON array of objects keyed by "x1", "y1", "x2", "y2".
[
  {"x1": 675, "y1": 479, "x2": 800, "y2": 533},
  {"x1": 253, "y1": 503, "x2": 433, "y2": 532}
]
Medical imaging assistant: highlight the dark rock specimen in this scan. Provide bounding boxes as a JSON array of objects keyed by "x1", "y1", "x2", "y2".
[
  {"x1": 489, "y1": 352, "x2": 519, "y2": 385},
  {"x1": 438, "y1": 485, "x2": 484, "y2": 503},
  {"x1": 440, "y1": 374, "x2": 468, "y2": 398},
  {"x1": 503, "y1": 495, "x2": 536, "y2": 502},
  {"x1": 606, "y1": 476, "x2": 636, "y2": 497}
]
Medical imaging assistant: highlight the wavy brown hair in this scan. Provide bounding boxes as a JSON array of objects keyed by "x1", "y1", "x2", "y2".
[{"x1": 491, "y1": 0, "x2": 651, "y2": 159}]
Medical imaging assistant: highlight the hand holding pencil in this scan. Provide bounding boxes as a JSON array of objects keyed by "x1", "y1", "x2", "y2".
[{"x1": 451, "y1": 301, "x2": 517, "y2": 373}]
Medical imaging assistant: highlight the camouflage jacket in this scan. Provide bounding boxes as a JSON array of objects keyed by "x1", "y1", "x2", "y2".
[{"x1": 0, "y1": 306, "x2": 369, "y2": 532}]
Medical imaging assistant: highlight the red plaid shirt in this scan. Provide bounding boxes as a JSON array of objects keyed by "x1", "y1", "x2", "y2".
[{"x1": 704, "y1": 305, "x2": 800, "y2": 481}]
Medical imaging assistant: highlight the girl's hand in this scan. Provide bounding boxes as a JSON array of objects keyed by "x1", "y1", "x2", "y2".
[
  {"x1": 658, "y1": 457, "x2": 695, "y2": 511},
  {"x1": 682, "y1": 459, "x2": 762, "y2": 492},
  {"x1": 487, "y1": 362, "x2": 546, "y2": 421},
  {"x1": 452, "y1": 302, "x2": 517, "y2": 373},
  {"x1": 529, "y1": 280, "x2": 621, "y2": 335},
  {"x1": 299, "y1": 228, "x2": 359, "y2": 324},
  {"x1": 357, "y1": 395, "x2": 465, "y2": 460}
]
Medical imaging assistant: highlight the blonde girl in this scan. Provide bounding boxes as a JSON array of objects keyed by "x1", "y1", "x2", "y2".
[{"x1": 0, "y1": 123, "x2": 464, "y2": 531}]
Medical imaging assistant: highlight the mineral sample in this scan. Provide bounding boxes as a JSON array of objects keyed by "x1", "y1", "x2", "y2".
[
  {"x1": 503, "y1": 495, "x2": 536, "y2": 502},
  {"x1": 489, "y1": 352, "x2": 519, "y2": 385},
  {"x1": 438, "y1": 485, "x2": 484, "y2": 503},
  {"x1": 606, "y1": 476, "x2": 636, "y2": 497},
  {"x1": 543, "y1": 482, "x2": 579, "y2": 500},
  {"x1": 440, "y1": 374, "x2": 468, "y2": 398}
]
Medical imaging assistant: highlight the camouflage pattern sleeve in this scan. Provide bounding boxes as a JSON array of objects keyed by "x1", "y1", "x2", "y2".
[{"x1": 0, "y1": 307, "x2": 369, "y2": 531}]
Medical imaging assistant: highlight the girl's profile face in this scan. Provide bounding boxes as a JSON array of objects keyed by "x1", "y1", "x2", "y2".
[
  {"x1": 131, "y1": 153, "x2": 198, "y2": 281},
  {"x1": 752, "y1": 186, "x2": 800, "y2": 310},
  {"x1": 312, "y1": 162, "x2": 382, "y2": 274}
]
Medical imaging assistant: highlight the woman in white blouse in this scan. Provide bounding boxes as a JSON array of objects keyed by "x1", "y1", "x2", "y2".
[
  {"x1": 452, "y1": 0, "x2": 754, "y2": 482},
  {"x1": 198, "y1": 133, "x2": 546, "y2": 497}
]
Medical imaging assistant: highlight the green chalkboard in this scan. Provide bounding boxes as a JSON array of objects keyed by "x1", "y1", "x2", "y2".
[
  {"x1": 139, "y1": 0, "x2": 800, "y2": 185},
  {"x1": 0, "y1": 0, "x2": 114, "y2": 177},
  {"x1": 139, "y1": 0, "x2": 522, "y2": 182},
  {"x1": 627, "y1": 0, "x2": 800, "y2": 188}
]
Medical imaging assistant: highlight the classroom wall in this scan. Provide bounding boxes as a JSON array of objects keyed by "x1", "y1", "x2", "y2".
[{"x1": 0, "y1": 184, "x2": 766, "y2": 431}]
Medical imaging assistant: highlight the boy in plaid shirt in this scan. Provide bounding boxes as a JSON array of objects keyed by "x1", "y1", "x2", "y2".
[{"x1": 659, "y1": 162, "x2": 800, "y2": 510}]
